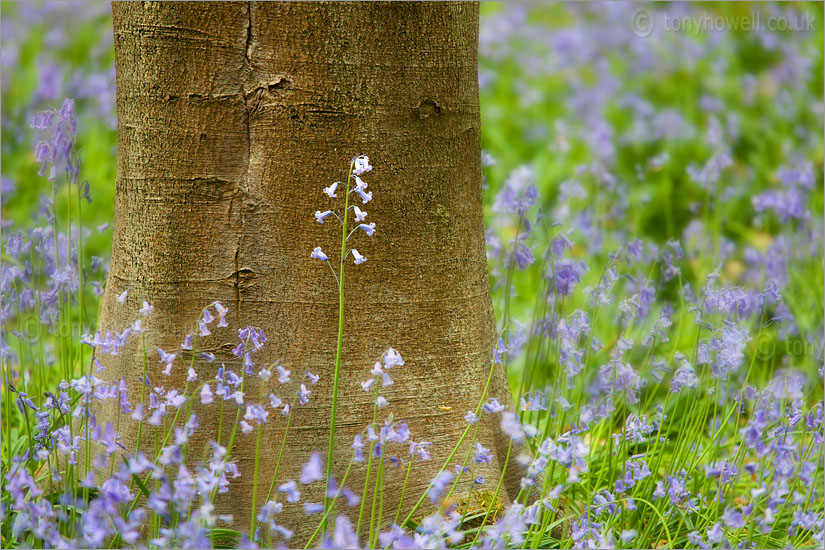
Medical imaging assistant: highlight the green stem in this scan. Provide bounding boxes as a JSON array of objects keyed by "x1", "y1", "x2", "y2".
[{"x1": 324, "y1": 159, "x2": 354, "y2": 528}]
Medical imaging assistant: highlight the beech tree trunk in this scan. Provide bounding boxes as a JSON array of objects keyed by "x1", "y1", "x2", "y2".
[{"x1": 101, "y1": 1, "x2": 514, "y2": 538}]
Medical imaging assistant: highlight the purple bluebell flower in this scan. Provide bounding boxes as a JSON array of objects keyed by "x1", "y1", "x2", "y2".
[
  {"x1": 298, "y1": 383, "x2": 311, "y2": 405},
  {"x1": 483, "y1": 397, "x2": 505, "y2": 414},
  {"x1": 278, "y1": 480, "x2": 300, "y2": 503},
  {"x1": 315, "y1": 210, "x2": 333, "y2": 224},
  {"x1": 311, "y1": 246, "x2": 328, "y2": 261},
  {"x1": 428, "y1": 470, "x2": 454, "y2": 503},
  {"x1": 352, "y1": 433, "x2": 364, "y2": 462},
  {"x1": 300, "y1": 453, "x2": 324, "y2": 484},
  {"x1": 474, "y1": 442, "x2": 493, "y2": 464}
]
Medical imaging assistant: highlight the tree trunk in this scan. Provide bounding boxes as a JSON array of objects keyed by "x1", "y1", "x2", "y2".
[{"x1": 101, "y1": 0, "x2": 514, "y2": 539}]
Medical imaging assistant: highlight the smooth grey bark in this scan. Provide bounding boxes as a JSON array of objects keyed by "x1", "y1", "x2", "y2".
[{"x1": 100, "y1": 1, "x2": 516, "y2": 538}]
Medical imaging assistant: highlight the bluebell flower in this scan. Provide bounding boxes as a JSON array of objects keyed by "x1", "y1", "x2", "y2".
[
  {"x1": 352, "y1": 434, "x2": 364, "y2": 462},
  {"x1": 311, "y1": 246, "x2": 328, "y2": 261},
  {"x1": 357, "y1": 223, "x2": 376, "y2": 236},
  {"x1": 483, "y1": 398, "x2": 505, "y2": 414},
  {"x1": 473, "y1": 442, "x2": 493, "y2": 464},
  {"x1": 620, "y1": 530, "x2": 637, "y2": 544},
  {"x1": 464, "y1": 410, "x2": 479, "y2": 424},
  {"x1": 306, "y1": 372, "x2": 320, "y2": 384},
  {"x1": 351, "y1": 249, "x2": 366, "y2": 265},
  {"x1": 200, "y1": 384, "x2": 213, "y2": 405},
  {"x1": 182, "y1": 334, "x2": 194, "y2": 350},
  {"x1": 520, "y1": 391, "x2": 547, "y2": 411},
  {"x1": 139, "y1": 301, "x2": 154, "y2": 316},
  {"x1": 722, "y1": 506, "x2": 745, "y2": 529},
  {"x1": 428, "y1": 470, "x2": 454, "y2": 503},
  {"x1": 706, "y1": 522, "x2": 723, "y2": 543},
  {"x1": 353, "y1": 206, "x2": 367, "y2": 222},
  {"x1": 352, "y1": 155, "x2": 372, "y2": 176},
  {"x1": 298, "y1": 383, "x2": 311, "y2": 405},
  {"x1": 276, "y1": 365, "x2": 290, "y2": 384},
  {"x1": 278, "y1": 480, "x2": 300, "y2": 503},
  {"x1": 323, "y1": 181, "x2": 339, "y2": 198},
  {"x1": 315, "y1": 210, "x2": 333, "y2": 224},
  {"x1": 304, "y1": 502, "x2": 324, "y2": 515},
  {"x1": 384, "y1": 347, "x2": 404, "y2": 368},
  {"x1": 355, "y1": 188, "x2": 372, "y2": 204},
  {"x1": 214, "y1": 301, "x2": 228, "y2": 327},
  {"x1": 300, "y1": 453, "x2": 324, "y2": 484},
  {"x1": 670, "y1": 360, "x2": 699, "y2": 393},
  {"x1": 501, "y1": 411, "x2": 525, "y2": 443},
  {"x1": 157, "y1": 348, "x2": 176, "y2": 375}
]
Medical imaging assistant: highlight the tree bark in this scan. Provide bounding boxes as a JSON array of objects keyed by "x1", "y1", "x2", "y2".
[{"x1": 101, "y1": 1, "x2": 514, "y2": 539}]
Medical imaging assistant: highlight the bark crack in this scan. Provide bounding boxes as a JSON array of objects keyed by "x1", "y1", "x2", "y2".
[
  {"x1": 244, "y1": 1, "x2": 253, "y2": 64},
  {"x1": 236, "y1": 2, "x2": 254, "y2": 327}
]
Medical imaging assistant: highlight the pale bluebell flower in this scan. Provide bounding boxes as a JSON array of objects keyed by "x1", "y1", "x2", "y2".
[
  {"x1": 352, "y1": 249, "x2": 366, "y2": 265},
  {"x1": 276, "y1": 365, "x2": 291, "y2": 384},
  {"x1": 357, "y1": 223, "x2": 376, "y2": 236},
  {"x1": 202, "y1": 308, "x2": 214, "y2": 324},
  {"x1": 352, "y1": 155, "x2": 372, "y2": 176},
  {"x1": 214, "y1": 301, "x2": 229, "y2": 327},
  {"x1": 306, "y1": 372, "x2": 320, "y2": 385},
  {"x1": 376, "y1": 396, "x2": 389, "y2": 409},
  {"x1": 244, "y1": 404, "x2": 269, "y2": 425},
  {"x1": 200, "y1": 384, "x2": 213, "y2": 404},
  {"x1": 300, "y1": 453, "x2": 323, "y2": 484},
  {"x1": 182, "y1": 334, "x2": 194, "y2": 350},
  {"x1": 361, "y1": 378, "x2": 375, "y2": 392},
  {"x1": 474, "y1": 443, "x2": 493, "y2": 464},
  {"x1": 279, "y1": 480, "x2": 300, "y2": 503},
  {"x1": 311, "y1": 247, "x2": 328, "y2": 261},
  {"x1": 384, "y1": 347, "x2": 404, "y2": 367},
  {"x1": 298, "y1": 383, "x2": 311, "y2": 405},
  {"x1": 483, "y1": 397, "x2": 505, "y2": 414},
  {"x1": 428, "y1": 470, "x2": 454, "y2": 503},
  {"x1": 352, "y1": 434, "x2": 364, "y2": 462},
  {"x1": 355, "y1": 188, "x2": 372, "y2": 204},
  {"x1": 323, "y1": 181, "x2": 339, "y2": 198},
  {"x1": 353, "y1": 206, "x2": 367, "y2": 222},
  {"x1": 304, "y1": 503, "x2": 324, "y2": 515},
  {"x1": 501, "y1": 411, "x2": 525, "y2": 443},
  {"x1": 269, "y1": 394, "x2": 282, "y2": 409},
  {"x1": 157, "y1": 348, "x2": 176, "y2": 375},
  {"x1": 315, "y1": 210, "x2": 333, "y2": 224},
  {"x1": 139, "y1": 301, "x2": 154, "y2": 316},
  {"x1": 116, "y1": 290, "x2": 128, "y2": 304},
  {"x1": 198, "y1": 320, "x2": 211, "y2": 337}
]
